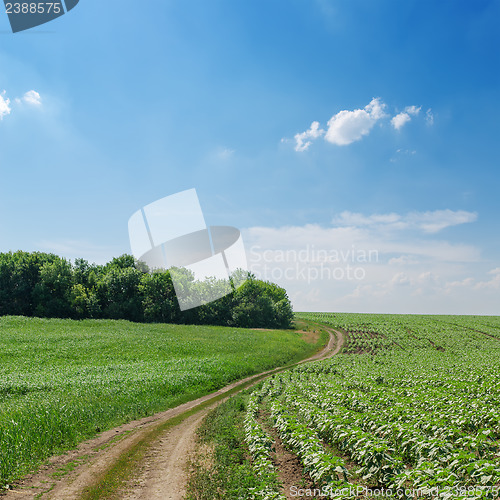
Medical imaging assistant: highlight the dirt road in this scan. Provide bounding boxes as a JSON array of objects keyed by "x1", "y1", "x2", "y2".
[{"x1": 2, "y1": 325, "x2": 343, "y2": 500}]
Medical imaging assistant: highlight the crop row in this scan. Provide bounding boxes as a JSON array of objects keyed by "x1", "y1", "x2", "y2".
[
  {"x1": 244, "y1": 389, "x2": 286, "y2": 500},
  {"x1": 270, "y1": 399, "x2": 350, "y2": 488},
  {"x1": 251, "y1": 313, "x2": 500, "y2": 498},
  {"x1": 281, "y1": 379, "x2": 500, "y2": 492}
]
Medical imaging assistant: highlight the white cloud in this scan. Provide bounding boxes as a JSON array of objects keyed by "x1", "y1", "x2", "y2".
[
  {"x1": 409, "y1": 209, "x2": 477, "y2": 233},
  {"x1": 391, "y1": 112, "x2": 411, "y2": 130},
  {"x1": 22, "y1": 90, "x2": 42, "y2": 106},
  {"x1": 391, "y1": 272, "x2": 412, "y2": 286},
  {"x1": 294, "y1": 121, "x2": 324, "y2": 152},
  {"x1": 333, "y1": 209, "x2": 477, "y2": 234},
  {"x1": 241, "y1": 208, "x2": 496, "y2": 314},
  {"x1": 333, "y1": 211, "x2": 402, "y2": 227},
  {"x1": 245, "y1": 220, "x2": 479, "y2": 267},
  {"x1": 445, "y1": 277, "x2": 475, "y2": 291},
  {"x1": 405, "y1": 105, "x2": 421, "y2": 116},
  {"x1": 389, "y1": 255, "x2": 420, "y2": 266},
  {"x1": 324, "y1": 97, "x2": 386, "y2": 145},
  {"x1": 474, "y1": 268, "x2": 500, "y2": 290},
  {"x1": 0, "y1": 92, "x2": 11, "y2": 120},
  {"x1": 391, "y1": 105, "x2": 421, "y2": 130},
  {"x1": 291, "y1": 99, "x2": 429, "y2": 151},
  {"x1": 1, "y1": 89, "x2": 42, "y2": 120}
]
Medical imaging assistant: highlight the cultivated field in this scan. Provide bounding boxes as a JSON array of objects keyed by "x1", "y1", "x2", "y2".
[
  {"x1": 191, "y1": 314, "x2": 500, "y2": 499},
  {"x1": 0, "y1": 315, "x2": 320, "y2": 488}
]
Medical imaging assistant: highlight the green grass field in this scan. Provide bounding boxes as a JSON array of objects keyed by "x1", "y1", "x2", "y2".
[{"x1": 0, "y1": 315, "x2": 323, "y2": 487}]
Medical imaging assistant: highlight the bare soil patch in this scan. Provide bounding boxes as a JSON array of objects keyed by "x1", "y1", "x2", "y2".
[
  {"x1": 269, "y1": 424, "x2": 315, "y2": 499},
  {"x1": 121, "y1": 408, "x2": 213, "y2": 500}
]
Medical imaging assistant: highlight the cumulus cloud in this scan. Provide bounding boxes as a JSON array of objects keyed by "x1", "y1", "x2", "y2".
[
  {"x1": 22, "y1": 90, "x2": 42, "y2": 106},
  {"x1": 0, "y1": 92, "x2": 11, "y2": 120},
  {"x1": 0, "y1": 89, "x2": 42, "y2": 120},
  {"x1": 291, "y1": 99, "x2": 429, "y2": 151},
  {"x1": 294, "y1": 121, "x2": 324, "y2": 152},
  {"x1": 391, "y1": 105, "x2": 421, "y2": 130},
  {"x1": 324, "y1": 97, "x2": 387, "y2": 145},
  {"x1": 391, "y1": 113, "x2": 411, "y2": 130},
  {"x1": 405, "y1": 105, "x2": 421, "y2": 115},
  {"x1": 333, "y1": 209, "x2": 477, "y2": 234}
]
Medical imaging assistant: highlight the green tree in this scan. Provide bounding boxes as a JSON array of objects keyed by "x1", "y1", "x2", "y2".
[
  {"x1": 106, "y1": 254, "x2": 136, "y2": 270},
  {"x1": 0, "y1": 252, "x2": 293, "y2": 329},
  {"x1": 98, "y1": 266, "x2": 144, "y2": 321},
  {"x1": 5, "y1": 251, "x2": 60, "y2": 316},
  {"x1": 33, "y1": 258, "x2": 73, "y2": 318},
  {"x1": 139, "y1": 271, "x2": 179, "y2": 323},
  {"x1": 230, "y1": 275, "x2": 294, "y2": 329},
  {"x1": 70, "y1": 283, "x2": 101, "y2": 318},
  {"x1": 231, "y1": 279, "x2": 276, "y2": 328}
]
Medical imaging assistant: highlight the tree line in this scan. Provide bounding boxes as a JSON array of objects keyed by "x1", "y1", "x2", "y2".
[{"x1": 0, "y1": 251, "x2": 294, "y2": 329}]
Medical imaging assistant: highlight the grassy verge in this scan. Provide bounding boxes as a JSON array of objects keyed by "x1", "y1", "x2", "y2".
[{"x1": 185, "y1": 392, "x2": 264, "y2": 500}]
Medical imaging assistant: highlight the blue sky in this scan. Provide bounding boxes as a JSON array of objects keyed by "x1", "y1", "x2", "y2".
[{"x1": 0, "y1": 0, "x2": 499, "y2": 314}]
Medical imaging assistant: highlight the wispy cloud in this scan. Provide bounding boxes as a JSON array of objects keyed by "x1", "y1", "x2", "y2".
[
  {"x1": 216, "y1": 147, "x2": 235, "y2": 160},
  {"x1": 333, "y1": 209, "x2": 477, "y2": 234},
  {"x1": 242, "y1": 210, "x2": 496, "y2": 314},
  {"x1": 390, "y1": 148, "x2": 417, "y2": 162},
  {"x1": 245, "y1": 217, "x2": 479, "y2": 266},
  {"x1": 474, "y1": 268, "x2": 500, "y2": 290},
  {"x1": 426, "y1": 108, "x2": 434, "y2": 126}
]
